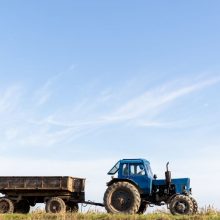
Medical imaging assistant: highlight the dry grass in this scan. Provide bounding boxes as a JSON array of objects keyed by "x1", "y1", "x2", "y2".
[{"x1": 0, "y1": 208, "x2": 220, "y2": 220}]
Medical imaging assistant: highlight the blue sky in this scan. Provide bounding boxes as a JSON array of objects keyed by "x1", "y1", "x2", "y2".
[{"x1": 0, "y1": 0, "x2": 220, "y2": 210}]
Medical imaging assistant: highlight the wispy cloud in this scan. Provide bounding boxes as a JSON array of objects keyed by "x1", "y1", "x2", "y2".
[
  {"x1": 103, "y1": 77, "x2": 220, "y2": 124},
  {"x1": 0, "y1": 75, "x2": 219, "y2": 149},
  {"x1": 28, "y1": 76, "x2": 220, "y2": 146},
  {"x1": 33, "y1": 65, "x2": 76, "y2": 106},
  {"x1": 0, "y1": 85, "x2": 22, "y2": 114},
  {"x1": 33, "y1": 75, "x2": 58, "y2": 106}
]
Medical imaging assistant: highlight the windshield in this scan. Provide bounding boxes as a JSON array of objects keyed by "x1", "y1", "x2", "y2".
[
  {"x1": 146, "y1": 164, "x2": 153, "y2": 178},
  {"x1": 108, "y1": 161, "x2": 120, "y2": 175}
]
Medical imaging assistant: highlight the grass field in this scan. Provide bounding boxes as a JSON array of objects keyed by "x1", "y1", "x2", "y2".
[{"x1": 0, "y1": 208, "x2": 220, "y2": 220}]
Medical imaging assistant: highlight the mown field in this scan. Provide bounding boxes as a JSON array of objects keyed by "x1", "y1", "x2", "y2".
[{"x1": 0, "y1": 209, "x2": 220, "y2": 220}]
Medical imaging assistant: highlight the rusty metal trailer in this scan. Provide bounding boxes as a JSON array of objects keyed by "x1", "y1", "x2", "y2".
[{"x1": 0, "y1": 176, "x2": 86, "y2": 213}]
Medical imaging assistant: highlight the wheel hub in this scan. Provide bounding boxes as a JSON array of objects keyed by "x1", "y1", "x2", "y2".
[
  {"x1": 176, "y1": 202, "x2": 186, "y2": 213},
  {"x1": 118, "y1": 197, "x2": 125, "y2": 205},
  {"x1": 51, "y1": 201, "x2": 61, "y2": 212},
  {"x1": 112, "y1": 190, "x2": 131, "y2": 211}
]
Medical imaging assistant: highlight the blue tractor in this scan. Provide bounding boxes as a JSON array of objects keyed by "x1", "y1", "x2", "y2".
[{"x1": 103, "y1": 159, "x2": 198, "y2": 215}]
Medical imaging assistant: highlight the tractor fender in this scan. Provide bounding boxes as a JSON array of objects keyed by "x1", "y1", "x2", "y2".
[
  {"x1": 167, "y1": 193, "x2": 179, "y2": 205},
  {"x1": 107, "y1": 178, "x2": 142, "y2": 193}
]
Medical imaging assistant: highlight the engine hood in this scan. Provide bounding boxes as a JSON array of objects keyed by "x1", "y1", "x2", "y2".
[{"x1": 153, "y1": 178, "x2": 190, "y2": 194}]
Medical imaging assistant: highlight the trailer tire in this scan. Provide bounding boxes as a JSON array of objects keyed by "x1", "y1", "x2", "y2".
[
  {"x1": 15, "y1": 200, "x2": 30, "y2": 214},
  {"x1": 169, "y1": 195, "x2": 193, "y2": 215},
  {"x1": 104, "y1": 181, "x2": 141, "y2": 214},
  {"x1": 190, "y1": 197, "x2": 198, "y2": 214},
  {"x1": 137, "y1": 202, "x2": 148, "y2": 214},
  {"x1": 0, "y1": 198, "x2": 14, "y2": 213},
  {"x1": 46, "y1": 197, "x2": 66, "y2": 213}
]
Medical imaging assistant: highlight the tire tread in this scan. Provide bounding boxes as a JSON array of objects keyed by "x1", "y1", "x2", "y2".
[{"x1": 104, "y1": 181, "x2": 141, "y2": 214}]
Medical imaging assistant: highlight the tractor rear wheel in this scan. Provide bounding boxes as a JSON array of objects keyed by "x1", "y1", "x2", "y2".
[
  {"x1": 190, "y1": 197, "x2": 198, "y2": 214},
  {"x1": 169, "y1": 195, "x2": 193, "y2": 215},
  {"x1": 45, "y1": 197, "x2": 66, "y2": 213},
  {"x1": 0, "y1": 198, "x2": 14, "y2": 213},
  {"x1": 104, "y1": 181, "x2": 141, "y2": 214}
]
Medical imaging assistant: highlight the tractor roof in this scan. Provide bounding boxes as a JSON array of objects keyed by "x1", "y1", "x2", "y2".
[{"x1": 120, "y1": 158, "x2": 150, "y2": 164}]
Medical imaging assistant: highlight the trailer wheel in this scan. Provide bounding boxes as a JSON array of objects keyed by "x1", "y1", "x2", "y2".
[
  {"x1": 46, "y1": 197, "x2": 66, "y2": 213},
  {"x1": 169, "y1": 195, "x2": 193, "y2": 215},
  {"x1": 104, "y1": 181, "x2": 141, "y2": 214},
  {"x1": 14, "y1": 200, "x2": 30, "y2": 214},
  {"x1": 137, "y1": 202, "x2": 148, "y2": 214},
  {"x1": 66, "y1": 202, "x2": 79, "y2": 212},
  {"x1": 0, "y1": 198, "x2": 14, "y2": 213},
  {"x1": 190, "y1": 197, "x2": 198, "y2": 214}
]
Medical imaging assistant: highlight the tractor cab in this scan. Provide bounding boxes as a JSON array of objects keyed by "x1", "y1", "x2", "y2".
[{"x1": 107, "y1": 159, "x2": 154, "y2": 194}]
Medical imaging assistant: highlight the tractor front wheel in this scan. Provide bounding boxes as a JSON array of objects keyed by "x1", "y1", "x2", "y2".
[
  {"x1": 104, "y1": 181, "x2": 141, "y2": 214},
  {"x1": 190, "y1": 197, "x2": 198, "y2": 214},
  {"x1": 169, "y1": 195, "x2": 193, "y2": 215}
]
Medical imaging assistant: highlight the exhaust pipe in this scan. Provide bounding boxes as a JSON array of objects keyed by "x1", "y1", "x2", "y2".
[{"x1": 165, "y1": 162, "x2": 171, "y2": 186}]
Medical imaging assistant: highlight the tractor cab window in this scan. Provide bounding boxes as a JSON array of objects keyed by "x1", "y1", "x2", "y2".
[
  {"x1": 108, "y1": 161, "x2": 120, "y2": 175},
  {"x1": 130, "y1": 164, "x2": 146, "y2": 176},
  {"x1": 122, "y1": 164, "x2": 129, "y2": 176}
]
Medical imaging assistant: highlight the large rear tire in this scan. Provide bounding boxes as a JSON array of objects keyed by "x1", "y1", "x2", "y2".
[
  {"x1": 104, "y1": 182, "x2": 141, "y2": 214},
  {"x1": 45, "y1": 197, "x2": 66, "y2": 213},
  {"x1": 169, "y1": 195, "x2": 193, "y2": 215},
  {"x1": 0, "y1": 198, "x2": 14, "y2": 213}
]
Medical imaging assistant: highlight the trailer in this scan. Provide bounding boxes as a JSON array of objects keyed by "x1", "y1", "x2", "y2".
[{"x1": 0, "y1": 176, "x2": 85, "y2": 213}]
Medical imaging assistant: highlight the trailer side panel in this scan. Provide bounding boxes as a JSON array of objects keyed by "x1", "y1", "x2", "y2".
[{"x1": 0, "y1": 176, "x2": 85, "y2": 193}]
